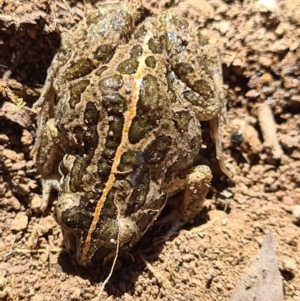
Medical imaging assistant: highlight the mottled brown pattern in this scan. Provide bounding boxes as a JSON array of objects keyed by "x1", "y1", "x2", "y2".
[
  {"x1": 69, "y1": 79, "x2": 90, "y2": 108},
  {"x1": 32, "y1": 1, "x2": 227, "y2": 267}
]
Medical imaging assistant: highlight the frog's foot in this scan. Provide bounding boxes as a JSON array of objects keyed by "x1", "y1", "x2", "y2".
[
  {"x1": 40, "y1": 175, "x2": 61, "y2": 212},
  {"x1": 158, "y1": 165, "x2": 212, "y2": 237},
  {"x1": 33, "y1": 118, "x2": 65, "y2": 212}
]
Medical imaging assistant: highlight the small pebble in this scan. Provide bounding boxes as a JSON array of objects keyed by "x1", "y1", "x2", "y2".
[
  {"x1": 282, "y1": 195, "x2": 295, "y2": 206},
  {"x1": 10, "y1": 213, "x2": 28, "y2": 231},
  {"x1": 292, "y1": 205, "x2": 300, "y2": 225},
  {"x1": 222, "y1": 217, "x2": 228, "y2": 226},
  {"x1": 282, "y1": 257, "x2": 297, "y2": 272}
]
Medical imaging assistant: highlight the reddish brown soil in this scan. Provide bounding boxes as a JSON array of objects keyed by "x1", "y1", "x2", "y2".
[{"x1": 0, "y1": 0, "x2": 299, "y2": 300}]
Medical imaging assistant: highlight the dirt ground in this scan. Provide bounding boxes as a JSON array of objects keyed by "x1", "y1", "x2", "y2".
[{"x1": 0, "y1": 0, "x2": 299, "y2": 300}]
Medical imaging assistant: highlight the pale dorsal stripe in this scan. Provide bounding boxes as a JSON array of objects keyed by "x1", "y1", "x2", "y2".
[{"x1": 81, "y1": 32, "x2": 152, "y2": 262}]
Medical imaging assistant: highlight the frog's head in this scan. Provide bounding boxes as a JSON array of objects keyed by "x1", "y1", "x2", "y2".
[{"x1": 55, "y1": 193, "x2": 141, "y2": 267}]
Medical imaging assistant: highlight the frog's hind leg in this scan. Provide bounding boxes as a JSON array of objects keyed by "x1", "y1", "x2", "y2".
[
  {"x1": 40, "y1": 174, "x2": 61, "y2": 212},
  {"x1": 31, "y1": 85, "x2": 56, "y2": 159},
  {"x1": 34, "y1": 118, "x2": 66, "y2": 211},
  {"x1": 157, "y1": 165, "x2": 212, "y2": 236}
]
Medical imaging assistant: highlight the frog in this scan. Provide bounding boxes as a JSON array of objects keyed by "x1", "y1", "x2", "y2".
[{"x1": 31, "y1": 0, "x2": 231, "y2": 267}]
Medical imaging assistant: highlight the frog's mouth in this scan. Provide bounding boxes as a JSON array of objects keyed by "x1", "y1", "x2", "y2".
[
  {"x1": 63, "y1": 229, "x2": 116, "y2": 267},
  {"x1": 60, "y1": 219, "x2": 141, "y2": 267},
  {"x1": 54, "y1": 195, "x2": 116, "y2": 266},
  {"x1": 55, "y1": 194, "x2": 141, "y2": 267}
]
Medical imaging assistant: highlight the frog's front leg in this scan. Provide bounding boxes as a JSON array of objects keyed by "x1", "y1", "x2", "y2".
[
  {"x1": 34, "y1": 118, "x2": 66, "y2": 211},
  {"x1": 160, "y1": 165, "x2": 212, "y2": 235}
]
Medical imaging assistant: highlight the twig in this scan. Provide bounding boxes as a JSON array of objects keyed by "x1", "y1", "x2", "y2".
[
  {"x1": 139, "y1": 252, "x2": 174, "y2": 291},
  {"x1": 257, "y1": 103, "x2": 283, "y2": 159}
]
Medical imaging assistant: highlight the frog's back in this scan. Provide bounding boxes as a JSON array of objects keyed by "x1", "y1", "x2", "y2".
[
  {"x1": 32, "y1": 2, "x2": 225, "y2": 267},
  {"x1": 53, "y1": 2, "x2": 148, "y2": 93}
]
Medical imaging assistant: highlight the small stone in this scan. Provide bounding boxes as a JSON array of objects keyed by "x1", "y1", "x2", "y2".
[
  {"x1": 198, "y1": 232, "x2": 205, "y2": 238},
  {"x1": 245, "y1": 89, "x2": 260, "y2": 98},
  {"x1": 282, "y1": 257, "x2": 297, "y2": 272},
  {"x1": 2, "y1": 149, "x2": 17, "y2": 161},
  {"x1": 11, "y1": 160, "x2": 26, "y2": 171},
  {"x1": 292, "y1": 205, "x2": 300, "y2": 225},
  {"x1": 290, "y1": 41, "x2": 299, "y2": 51},
  {"x1": 9, "y1": 196, "x2": 21, "y2": 211},
  {"x1": 70, "y1": 288, "x2": 82, "y2": 299},
  {"x1": 30, "y1": 194, "x2": 42, "y2": 212},
  {"x1": 290, "y1": 95, "x2": 300, "y2": 107},
  {"x1": 218, "y1": 20, "x2": 230, "y2": 34},
  {"x1": 39, "y1": 216, "x2": 57, "y2": 235},
  {"x1": 26, "y1": 160, "x2": 35, "y2": 169},
  {"x1": 21, "y1": 129, "x2": 33, "y2": 146},
  {"x1": 222, "y1": 217, "x2": 228, "y2": 226},
  {"x1": 275, "y1": 22, "x2": 289, "y2": 35},
  {"x1": 282, "y1": 196, "x2": 295, "y2": 206},
  {"x1": 258, "y1": 55, "x2": 272, "y2": 67},
  {"x1": 220, "y1": 189, "x2": 233, "y2": 199},
  {"x1": 259, "y1": 0, "x2": 279, "y2": 13},
  {"x1": 123, "y1": 293, "x2": 134, "y2": 301},
  {"x1": 10, "y1": 212, "x2": 28, "y2": 231},
  {"x1": 0, "y1": 184, "x2": 7, "y2": 198},
  {"x1": 281, "y1": 130, "x2": 299, "y2": 150},
  {"x1": 0, "y1": 134, "x2": 9, "y2": 143}
]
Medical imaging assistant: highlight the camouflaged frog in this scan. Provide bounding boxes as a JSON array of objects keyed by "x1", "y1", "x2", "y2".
[{"x1": 32, "y1": 0, "x2": 231, "y2": 267}]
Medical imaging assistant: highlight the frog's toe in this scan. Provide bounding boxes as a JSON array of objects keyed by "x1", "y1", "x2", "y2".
[{"x1": 40, "y1": 175, "x2": 61, "y2": 211}]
